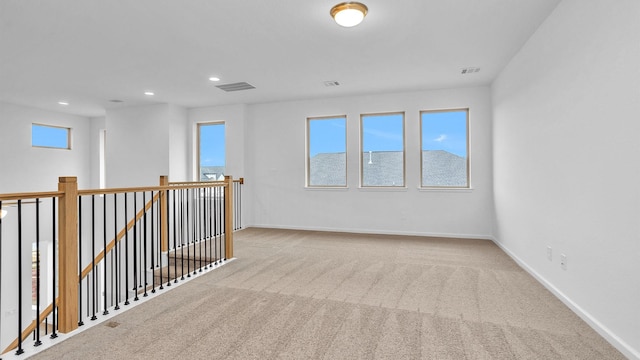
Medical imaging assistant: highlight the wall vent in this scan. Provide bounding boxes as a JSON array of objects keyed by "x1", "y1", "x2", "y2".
[{"x1": 216, "y1": 82, "x2": 256, "y2": 92}]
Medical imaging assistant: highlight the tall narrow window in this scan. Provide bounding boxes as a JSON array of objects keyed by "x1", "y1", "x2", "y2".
[
  {"x1": 198, "y1": 122, "x2": 225, "y2": 181},
  {"x1": 361, "y1": 112, "x2": 405, "y2": 187},
  {"x1": 307, "y1": 116, "x2": 347, "y2": 187},
  {"x1": 421, "y1": 109, "x2": 469, "y2": 188},
  {"x1": 32, "y1": 124, "x2": 70, "y2": 149}
]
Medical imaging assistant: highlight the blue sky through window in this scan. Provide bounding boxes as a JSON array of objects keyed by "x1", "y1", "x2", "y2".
[
  {"x1": 199, "y1": 123, "x2": 225, "y2": 166},
  {"x1": 362, "y1": 113, "x2": 404, "y2": 152},
  {"x1": 32, "y1": 124, "x2": 69, "y2": 149},
  {"x1": 421, "y1": 110, "x2": 467, "y2": 157},
  {"x1": 308, "y1": 117, "x2": 346, "y2": 157}
]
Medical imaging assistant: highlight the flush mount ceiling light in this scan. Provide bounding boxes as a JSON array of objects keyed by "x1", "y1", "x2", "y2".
[
  {"x1": 58, "y1": 101, "x2": 69, "y2": 106},
  {"x1": 330, "y1": 2, "x2": 368, "y2": 27},
  {"x1": 144, "y1": 91, "x2": 154, "y2": 96},
  {"x1": 209, "y1": 77, "x2": 220, "y2": 82}
]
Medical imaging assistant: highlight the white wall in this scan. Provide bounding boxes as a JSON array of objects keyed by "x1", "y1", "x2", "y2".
[
  {"x1": 0, "y1": 102, "x2": 92, "y2": 192},
  {"x1": 106, "y1": 103, "x2": 189, "y2": 187},
  {"x1": 89, "y1": 116, "x2": 106, "y2": 189},
  {"x1": 168, "y1": 104, "x2": 188, "y2": 182},
  {"x1": 491, "y1": 0, "x2": 640, "y2": 358},
  {"x1": 244, "y1": 87, "x2": 494, "y2": 238}
]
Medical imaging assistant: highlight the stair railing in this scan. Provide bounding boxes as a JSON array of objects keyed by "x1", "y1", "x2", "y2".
[{"x1": 0, "y1": 175, "x2": 243, "y2": 356}]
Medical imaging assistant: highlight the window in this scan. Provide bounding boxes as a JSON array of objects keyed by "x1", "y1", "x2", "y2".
[
  {"x1": 307, "y1": 116, "x2": 347, "y2": 187},
  {"x1": 421, "y1": 109, "x2": 469, "y2": 188},
  {"x1": 198, "y1": 122, "x2": 225, "y2": 181},
  {"x1": 32, "y1": 124, "x2": 70, "y2": 149},
  {"x1": 361, "y1": 112, "x2": 405, "y2": 187}
]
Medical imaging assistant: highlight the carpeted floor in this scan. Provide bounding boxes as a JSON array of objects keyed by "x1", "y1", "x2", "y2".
[{"x1": 28, "y1": 228, "x2": 625, "y2": 359}]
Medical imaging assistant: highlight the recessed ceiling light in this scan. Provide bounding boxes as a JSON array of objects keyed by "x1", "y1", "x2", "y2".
[
  {"x1": 209, "y1": 77, "x2": 220, "y2": 82},
  {"x1": 58, "y1": 101, "x2": 69, "y2": 106},
  {"x1": 144, "y1": 91, "x2": 155, "y2": 96}
]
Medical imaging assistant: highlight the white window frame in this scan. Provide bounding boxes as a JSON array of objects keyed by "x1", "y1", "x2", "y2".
[
  {"x1": 31, "y1": 123, "x2": 71, "y2": 150},
  {"x1": 306, "y1": 115, "x2": 348, "y2": 188},
  {"x1": 360, "y1": 112, "x2": 406, "y2": 188},
  {"x1": 197, "y1": 122, "x2": 226, "y2": 182},
  {"x1": 420, "y1": 108, "x2": 470, "y2": 189}
]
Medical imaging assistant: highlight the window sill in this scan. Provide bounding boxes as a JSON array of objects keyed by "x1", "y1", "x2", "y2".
[
  {"x1": 418, "y1": 187, "x2": 474, "y2": 193},
  {"x1": 358, "y1": 186, "x2": 408, "y2": 192},
  {"x1": 305, "y1": 186, "x2": 349, "y2": 191}
]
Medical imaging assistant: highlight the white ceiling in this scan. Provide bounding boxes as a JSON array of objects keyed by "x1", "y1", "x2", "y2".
[{"x1": 0, "y1": 0, "x2": 561, "y2": 117}]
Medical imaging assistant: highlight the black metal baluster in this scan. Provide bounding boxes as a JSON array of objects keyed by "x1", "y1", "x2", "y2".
[
  {"x1": 219, "y1": 186, "x2": 223, "y2": 263},
  {"x1": 15, "y1": 200, "x2": 24, "y2": 355},
  {"x1": 186, "y1": 188, "x2": 191, "y2": 278},
  {"x1": 170, "y1": 189, "x2": 177, "y2": 286},
  {"x1": 204, "y1": 186, "x2": 209, "y2": 269},
  {"x1": 133, "y1": 192, "x2": 139, "y2": 302},
  {"x1": 78, "y1": 197, "x2": 84, "y2": 326},
  {"x1": 194, "y1": 188, "x2": 199, "y2": 275},
  {"x1": 208, "y1": 186, "x2": 213, "y2": 266},
  {"x1": 103, "y1": 195, "x2": 109, "y2": 316},
  {"x1": 180, "y1": 189, "x2": 185, "y2": 280},
  {"x1": 124, "y1": 193, "x2": 130, "y2": 306},
  {"x1": 150, "y1": 191, "x2": 156, "y2": 293},
  {"x1": 34, "y1": 199, "x2": 42, "y2": 346},
  {"x1": 159, "y1": 190, "x2": 165, "y2": 290},
  {"x1": 114, "y1": 193, "x2": 120, "y2": 310},
  {"x1": 91, "y1": 195, "x2": 97, "y2": 321},
  {"x1": 238, "y1": 181, "x2": 242, "y2": 230},
  {"x1": 50, "y1": 197, "x2": 57, "y2": 338},
  {"x1": 200, "y1": 188, "x2": 204, "y2": 271},
  {"x1": 214, "y1": 187, "x2": 218, "y2": 265},
  {"x1": 143, "y1": 191, "x2": 148, "y2": 297}
]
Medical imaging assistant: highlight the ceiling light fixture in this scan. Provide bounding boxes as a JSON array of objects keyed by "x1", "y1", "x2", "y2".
[
  {"x1": 144, "y1": 91, "x2": 154, "y2": 96},
  {"x1": 330, "y1": 2, "x2": 368, "y2": 27},
  {"x1": 209, "y1": 77, "x2": 220, "y2": 82},
  {"x1": 58, "y1": 101, "x2": 69, "y2": 106}
]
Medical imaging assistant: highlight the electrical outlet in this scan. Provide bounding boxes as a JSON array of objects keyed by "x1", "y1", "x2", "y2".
[
  {"x1": 560, "y1": 254, "x2": 567, "y2": 270},
  {"x1": 546, "y1": 246, "x2": 552, "y2": 261}
]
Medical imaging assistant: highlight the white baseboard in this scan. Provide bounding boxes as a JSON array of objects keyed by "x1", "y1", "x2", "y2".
[
  {"x1": 247, "y1": 223, "x2": 493, "y2": 241},
  {"x1": 490, "y1": 236, "x2": 639, "y2": 360}
]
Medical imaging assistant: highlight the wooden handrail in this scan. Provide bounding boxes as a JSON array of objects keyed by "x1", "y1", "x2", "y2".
[
  {"x1": 0, "y1": 191, "x2": 61, "y2": 202},
  {"x1": 168, "y1": 181, "x2": 226, "y2": 186}
]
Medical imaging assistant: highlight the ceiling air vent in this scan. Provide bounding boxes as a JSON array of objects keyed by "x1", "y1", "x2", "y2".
[
  {"x1": 461, "y1": 67, "x2": 480, "y2": 74},
  {"x1": 216, "y1": 82, "x2": 256, "y2": 92}
]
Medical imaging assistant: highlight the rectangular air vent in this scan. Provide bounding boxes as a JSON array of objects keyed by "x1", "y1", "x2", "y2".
[
  {"x1": 461, "y1": 67, "x2": 480, "y2": 74},
  {"x1": 216, "y1": 82, "x2": 256, "y2": 92}
]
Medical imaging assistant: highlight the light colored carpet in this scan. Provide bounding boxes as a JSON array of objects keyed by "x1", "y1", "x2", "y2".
[{"x1": 29, "y1": 228, "x2": 625, "y2": 359}]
